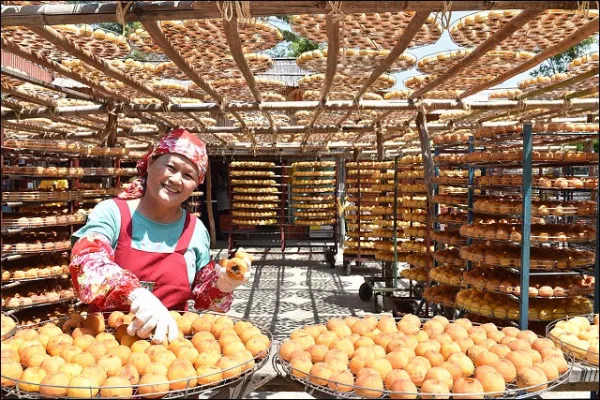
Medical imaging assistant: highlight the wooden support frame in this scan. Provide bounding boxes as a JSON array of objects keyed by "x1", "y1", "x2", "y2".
[
  {"x1": 1, "y1": 66, "x2": 98, "y2": 102},
  {"x1": 517, "y1": 67, "x2": 600, "y2": 100},
  {"x1": 300, "y1": 12, "x2": 341, "y2": 149},
  {"x1": 460, "y1": 17, "x2": 600, "y2": 99},
  {"x1": 1, "y1": 83, "x2": 57, "y2": 107},
  {"x1": 411, "y1": 9, "x2": 544, "y2": 99},
  {"x1": 360, "y1": 11, "x2": 431, "y2": 100},
  {"x1": 139, "y1": 20, "x2": 249, "y2": 132},
  {"x1": 28, "y1": 25, "x2": 170, "y2": 103},
  {"x1": 220, "y1": 12, "x2": 266, "y2": 144},
  {"x1": 1, "y1": 120, "x2": 72, "y2": 136},
  {"x1": 330, "y1": 11, "x2": 429, "y2": 146},
  {"x1": 4, "y1": 99, "x2": 597, "y2": 121},
  {"x1": 1, "y1": 36, "x2": 130, "y2": 102},
  {"x1": 1, "y1": 2, "x2": 593, "y2": 27}
]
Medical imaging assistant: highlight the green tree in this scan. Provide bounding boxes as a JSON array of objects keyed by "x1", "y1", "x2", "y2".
[
  {"x1": 267, "y1": 16, "x2": 320, "y2": 58},
  {"x1": 530, "y1": 37, "x2": 597, "y2": 76}
]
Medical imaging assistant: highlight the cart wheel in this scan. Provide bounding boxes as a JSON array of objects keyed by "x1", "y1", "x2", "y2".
[
  {"x1": 359, "y1": 283, "x2": 373, "y2": 301},
  {"x1": 326, "y1": 249, "x2": 336, "y2": 268},
  {"x1": 374, "y1": 294, "x2": 384, "y2": 313}
]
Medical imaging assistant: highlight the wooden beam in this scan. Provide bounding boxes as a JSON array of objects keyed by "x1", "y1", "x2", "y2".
[
  {"x1": 1, "y1": 83, "x2": 57, "y2": 107},
  {"x1": 415, "y1": 110, "x2": 434, "y2": 257},
  {"x1": 205, "y1": 162, "x2": 216, "y2": 248},
  {"x1": 140, "y1": 20, "x2": 224, "y2": 105},
  {"x1": 518, "y1": 67, "x2": 599, "y2": 100},
  {"x1": 28, "y1": 25, "x2": 170, "y2": 104},
  {"x1": 2, "y1": 2, "x2": 592, "y2": 27},
  {"x1": 1, "y1": 120, "x2": 72, "y2": 136},
  {"x1": 3, "y1": 99, "x2": 598, "y2": 121},
  {"x1": 101, "y1": 110, "x2": 119, "y2": 147},
  {"x1": 220, "y1": 13, "x2": 264, "y2": 143},
  {"x1": 52, "y1": 116, "x2": 104, "y2": 131},
  {"x1": 301, "y1": 12, "x2": 341, "y2": 149},
  {"x1": 184, "y1": 112, "x2": 228, "y2": 146},
  {"x1": 1, "y1": 66, "x2": 98, "y2": 102},
  {"x1": 1, "y1": 36, "x2": 130, "y2": 102},
  {"x1": 359, "y1": 12, "x2": 431, "y2": 100},
  {"x1": 565, "y1": 86, "x2": 600, "y2": 100},
  {"x1": 411, "y1": 9, "x2": 544, "y2": 99},
  {"x1": 460, "y1": 17, "x2": 600, "y2": 99}
]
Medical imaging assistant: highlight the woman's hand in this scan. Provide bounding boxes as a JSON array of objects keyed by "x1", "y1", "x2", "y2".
[
  {"x1": 215, "y1": 248, "x2": 253, "y2": 292},
  {"x1": 127, "y1": 288, "x2": 179, "y2": 343}
]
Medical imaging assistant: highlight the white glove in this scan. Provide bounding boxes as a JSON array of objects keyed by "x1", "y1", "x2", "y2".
[
  {"x1": 127, "y1": 288, "x2": 179, "y2": 344},
  {"x1": 216, "y1": 249, "x2": 252, "y2": 293}
]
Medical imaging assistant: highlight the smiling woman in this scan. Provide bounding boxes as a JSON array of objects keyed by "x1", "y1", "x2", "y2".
[{"x1": 68, "y1": 129, "x2": 253, "y2": 344}]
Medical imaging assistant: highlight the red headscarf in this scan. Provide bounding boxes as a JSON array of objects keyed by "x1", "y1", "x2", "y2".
[{"x1": 118, "y1": 128, "x2": 208, "y2": 200}]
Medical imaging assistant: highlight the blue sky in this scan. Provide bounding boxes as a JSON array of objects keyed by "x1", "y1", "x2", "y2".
[{"x1": 268, "y1": 12, "x2": 599, "y2": 101}]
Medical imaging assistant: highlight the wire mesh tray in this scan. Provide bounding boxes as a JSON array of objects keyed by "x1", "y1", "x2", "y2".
[
  {"x1": 546, "y1": 314, "x2": 600, "y2": 368},
  {"x1": 2, "y1": 217, "x2": 87, "y2": 231},
  {"x1": 1, "y1": 311, "x2": 19, "y2": 341},
  {"x1": 274, "y1": 325, "x2": 573, "y2": 399},
  {"x1": 0, "y1": 311, "x2": 273, "y2": 399}
]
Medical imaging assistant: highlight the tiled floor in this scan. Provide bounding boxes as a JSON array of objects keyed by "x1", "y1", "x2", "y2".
[{"x1": 212, "y1": 245, "x2": 384, "y2": 340}]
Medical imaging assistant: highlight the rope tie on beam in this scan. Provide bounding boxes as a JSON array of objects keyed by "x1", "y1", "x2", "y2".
[
  {"x1": 115, "y1": 1, "x2": 134, "y2": 34},
  {"x1": 217, "y1": 1, "x2": 234, "y2": 21},
  {"x1": 433, "y1": 1, "x2": 453, "y2": 31},
  {"x1": 327, "y1": 1, "x2": 345, "y2": 23},
  {"x1": 577, "y1": 1, "x2": 596, "y2": 17}
]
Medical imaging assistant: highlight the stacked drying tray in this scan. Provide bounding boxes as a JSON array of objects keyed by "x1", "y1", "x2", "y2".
[
  {"x1": 453, "y1": 123, "x2": 597, "y2": 325},
  {"x1": 428, "y1": 133, "x2": 480, "y2": 313},
  {"x1": 230, "y1": 161, "x2": 282, "y2": 227},
  {"x1": 1, "y1": 142, "x2": 134, "y2": 324},
  {"x1": 343, "y1": 160, "x2": 395, "y2": 274},
  {"x1": 289, "y1": 161, "x2": 337, "y2": 227}
]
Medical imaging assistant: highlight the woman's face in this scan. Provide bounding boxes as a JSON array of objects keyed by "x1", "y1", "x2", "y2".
[{"x1": 146, "y1": 154, "x2": 199, "y2": 208}]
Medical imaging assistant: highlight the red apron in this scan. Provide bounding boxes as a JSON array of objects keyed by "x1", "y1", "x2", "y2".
[{"x1": 89, "y1": 199, "x2": 195, "y2": 312}]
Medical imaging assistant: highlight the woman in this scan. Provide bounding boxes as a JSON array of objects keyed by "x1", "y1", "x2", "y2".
[{"x1": 69, "y1": 128, "x2": 250, "y2": 344}]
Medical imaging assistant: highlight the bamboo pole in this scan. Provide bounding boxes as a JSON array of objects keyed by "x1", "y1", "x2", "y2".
[
  {"x1": 205, "y1": 162, "x2": 216, "y2": 247},
  {"x1": 411, "y1": 9, "x2": 544, "y2": 99},
  {"x1": 3, "y1": 99, "x2": 598, "y2": 121},
  {"x1": 220, "y1": 12, "x2": 264, "y2": 143},
  {"x1": 1, "y1": 66, "x2": 98, "y2": 102},
  {"x1": 140, "y1": 20, "x2": 226, "y2": 106},
  {"x1": 1, "y1": 120, "x2": 72, "y2": 136},
  {"x1": 359, "y1": 12, "x2": 431, "y2": 100},
  {"x1": 518, "y1": 67, "x2": 600, "y2": 100},
  {"x1": 1, "y1": 2, "x2": 592, "y2": 27},
  {"x1": 183, "y1": 112, "x2": 224, "y2": 146},
  {"x1": 1, "y1": 36, "x2": 130, "y2": 102},
  {"x1": 1, "y1": 84, "x2": 57, "y2": 107},
  {"x1": 52, "y1": 116, "x2": 104, "y2": 131},
  {"x1": 301, "y1": 12, "x2": 341, "y2": 149},
  {"x1": 460, "y1": 17, "x2": 600, "y2": 99},
  {"x1": 325, "y1": 11, "x2": 430, "y2": 148},
  {"x1": 565, "y1": 86, "x2": 600, "y2": 100},
  {"x1": 28, "y1": 25, "x2": 170, "y2": 104}
]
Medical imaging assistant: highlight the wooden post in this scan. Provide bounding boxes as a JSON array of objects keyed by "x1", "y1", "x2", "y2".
[
  {"x1": 376, "y1": 123, "x2": 384, "y2": 161},
  {"x1": 205, "y1": 162, "x2": 217, "y2": 248},
  {"x1": 416, "y1": 110, "x2": 434, "y2": 273}
]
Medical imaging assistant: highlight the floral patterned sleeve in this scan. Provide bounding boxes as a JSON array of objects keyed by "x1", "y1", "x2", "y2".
[
  {"x1": 69, "y1": 232, "x2": 141, "y2": 310},
  {"x1": 191, "y1": 260, "x2": 233, "y2": 313}
]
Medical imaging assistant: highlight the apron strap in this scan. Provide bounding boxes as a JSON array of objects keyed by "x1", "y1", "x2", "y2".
[
  {"x1": 113, "y1": 198, "x2": 133, "y2": 246},
  {"x1": 175, "y1": 211, "x2": 196, "y2": 254}
]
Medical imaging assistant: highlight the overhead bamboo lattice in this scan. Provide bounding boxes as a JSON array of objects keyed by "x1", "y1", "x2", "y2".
[{"x1": 1, "y1": 1, "x2": 599, "y2": 153}]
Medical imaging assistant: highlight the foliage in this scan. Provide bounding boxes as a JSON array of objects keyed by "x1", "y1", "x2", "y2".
[
  {"x1": 530, "y1": 37, "x2": 597, "y2": 77},
  {"x1": 267, "y1": 16, "x2": 320, "y2": 58}
]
